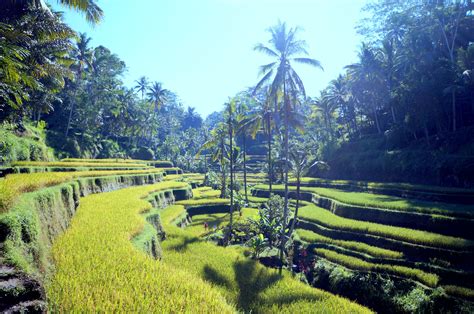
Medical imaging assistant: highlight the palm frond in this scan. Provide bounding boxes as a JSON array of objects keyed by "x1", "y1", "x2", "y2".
[
  {"x1": 254, "y1": 69, "x2": 273, "y2": 94},
  {"x1": 293, "y1": 57, "x2": 323, "y2": 70},
  {"x1": 254, "y1": 44, "x2": 279, "y2": 57}
]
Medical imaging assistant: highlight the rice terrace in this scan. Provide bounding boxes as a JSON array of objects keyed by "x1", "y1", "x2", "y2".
[{"x1": 1, "y1": 0, "x2": 474, "y2": 313}]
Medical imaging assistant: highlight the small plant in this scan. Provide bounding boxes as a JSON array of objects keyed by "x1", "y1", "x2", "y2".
[
  {"x1": 248, "y1": 195, "x2": 284, "y2": 248},
  {"x1": 248, "y1": 233, "x2": 267, "y2": 259}
]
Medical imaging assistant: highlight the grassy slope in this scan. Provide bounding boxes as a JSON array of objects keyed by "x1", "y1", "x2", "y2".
[
  {"x1": 314, "y1": 248, "x2": 439, "y2": 287},
  {"x1": 295, "y1": 177, "x2": 474, "y2": 194},
  {"x1": 254, "y1": 184, "x2": 474, "y2": 216},
  {"x1": 298, "y1": 204, "x2": 474, "y2": 250},
  {"x1": 12, "y1": 161, "x2": 150, "y2": 168},
  {"x1": 0, "y1": 169, "x2": 165, "y2": 211},
  {"x1": 47, "y1": 182, "x2": 371, "y2": 313},
  {"x1": 297, "y1": 229, "x2": 403, "y2": 259}
]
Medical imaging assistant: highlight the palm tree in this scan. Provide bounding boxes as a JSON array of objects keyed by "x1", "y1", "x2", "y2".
[
  {"x1": 197, "y1": 123, "x2": 228, "y2": 198},
  {"x1": 236, "y1": 99, "x2": 250, "y2": 204},
  {"x1": 244, "y1": 90, "x2": 276, "y2": 194},
  {"x1": 378, "y1": 38, "x2": 398, "y2": 124},
  {"x1": 287, "y1": 145, "x2": 315, "y2": 237},
  {"x1": 226, "y1": 100, "x2": 236, "y2": 244},
  {"x1": 346, "y1": 43, "x2": 384, "y2": 134},
  {"x1": 324, "y1": 75, "x2": 355, "y2": 136},
  {"x1": 254, "y1": 21, "x2": 322, "y2": 266},
  {"x1": 4, "y1": 0, "x2": 103, "y2": 24},
  {"x1": 317, "y1": 92, "x2": 338, "y2": 139},
  {"x1": 135, "y1": 76, "x2": 149, "y2": 100},
  {"x1": 65, "y1": 32, "x2": 94, "y2": 137},
  {"x1": 147, "y1": 82, "x2": 169, "y2": 114}
]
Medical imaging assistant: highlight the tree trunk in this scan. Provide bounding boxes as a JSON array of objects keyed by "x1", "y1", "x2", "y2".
[
  {"x1": 220, "y1": 138, "x2": 226, "y2": 198},
  {"x1": 374, "y1": 108, "x2": 381, "y2": 134},
  {"x1": 243, "y1": 134, "x2": 248, "y2": 203},
  {"x1": 424, "y1": 124, "x2": 430, "y2": 146},
  {"x1": 288, "y1": 172, "x2": 301, "y2": 237},
  {"x1": 267, "y1": 113, "x2": 273, "y2": 195},
  {"x1": 390, "y1": 104, "x2": 397, "y2": 125},
  {"x1": 280, "y1": 80, "x2": 290, "y2": 271},
  {"x1": 228, "y1": 108, "x2": 234, "y2": 246},
  {"x1": 452, "y1": 89, "x2": 457, "y2": 132},
  {"x1": 65, "y1": 100, "x2": 75, "y2": 137}
]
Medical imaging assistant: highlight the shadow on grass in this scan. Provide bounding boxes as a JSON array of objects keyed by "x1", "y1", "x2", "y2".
[
  {"x1": 203, "y1": 259, "x2": 319, "y2": 312},
  {"x1": 166, "y1": 235, "x2": 200, "y2": 251}
]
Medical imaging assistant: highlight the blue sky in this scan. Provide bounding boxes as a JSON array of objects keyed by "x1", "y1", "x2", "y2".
[{"x1": 53, "y1": 0, "x2": 369, "y2": 117}]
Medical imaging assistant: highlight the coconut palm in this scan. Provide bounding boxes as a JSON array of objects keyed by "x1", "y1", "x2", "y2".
[
  {"x1": 65, "y1": 32, "x2": 94, "y2": 137},
  {"x1": 254, "y1": 21, "x2": 322, "y2": 266},
  {"x1": 346, "y1": 43, "x2": 384, "y2": 134},
  {"x1": 135, "y1": 76, "x2": 149, "y2": 100},
  {"x1": 243, "y1": 89, "x2": 277, "y2": 194},
  {"x1": 6, "y1": 0, "x2": 103, "y2": 24},
  {"x1": 147, "y1": 82, "x2": 169, "y2": 113}
]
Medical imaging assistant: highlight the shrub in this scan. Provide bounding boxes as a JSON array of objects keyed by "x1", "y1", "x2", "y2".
[{"x1": 132, "y1": 147, "x2": 155, "y2": 160}]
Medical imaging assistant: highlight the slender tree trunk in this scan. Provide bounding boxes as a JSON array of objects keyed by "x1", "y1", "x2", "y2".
[
  {"x1": 65, "y1": 100, "x2": 75, "y2": 137},
  {"x1": 390, "y1": 105, "x2": 396, "y2": 124},
  {"x1": 452, "y1": 89, "x2": 457, "y2": 132},
  {"x1": 424, "y1": 124, "x2": 430, "y2": 146},
  {"x1": 228, "y1": 108, "x2": 234, "y2": 245},
  {"x1": 243, "y1": 134, "x2": 248, "y2": 203},
  {"x1": 288, "y1": 172, "x2": 301, "y2": 237},
  {"x1": 374, "y1": 108, "x2": 381, "y2": 134},
  {"x1": 267, "y1": 113, "x2": 273, "y2": 194},
  {"x1": 280, "y1": 80, "x2": 290, "y2": 271},
  {"x1": 220, "y1": 137, "x2": 226, "y2": 198}
]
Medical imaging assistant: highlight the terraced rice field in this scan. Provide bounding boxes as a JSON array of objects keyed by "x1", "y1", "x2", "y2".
[
  {"x1": 2, "y1": 157, "x2": 472, "y2": 311},
  {"x1": 46, "y1": 181, "x2": 370, "y2": 312},
  {"x1": 251, "y1": 180, "x2": 474, "y2": 300}
]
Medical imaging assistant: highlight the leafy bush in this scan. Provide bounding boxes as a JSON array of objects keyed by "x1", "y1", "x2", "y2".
[
  {"x1": 132, "y1": 147, "x2": 155, "y2": 160},
  {"x1": 0, "y1": 122, "x2": 54, "y2": 163}
]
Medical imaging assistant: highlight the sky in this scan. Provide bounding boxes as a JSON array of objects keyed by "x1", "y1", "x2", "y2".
[{"x1": 52, "y1": 0, "x2": 369, "y2": 117}]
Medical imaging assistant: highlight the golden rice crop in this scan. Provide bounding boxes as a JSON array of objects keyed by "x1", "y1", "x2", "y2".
[
  {"x1": 47, "y1": 182, "x2": 371, "y2": 313},
  {"x1": 47, "y1": 182, "x2": 233, "y2": 312},
  {"x1": 297, "y1": 228, "x2": 403, "y2": 259},
  {"x1": 255, "y1": 184, "x2": 474, "y2": 216},
  {"x1": 0, "y1": 169, "x2": 165, "y2": 211},
  {"x1": 12, "y1": 161, "x2": 150, "y2": 168},
  {"x1": 192, "y1": 187, "x2": 221, "y2": 199},
  {"x1": 299, "y1": 204, "x2": 474, "y2": 250}
]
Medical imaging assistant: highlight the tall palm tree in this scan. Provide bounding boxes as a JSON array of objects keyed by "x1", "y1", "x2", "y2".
[
  {"x1": 324, "y1": 75, "x2": 354, "y2": 135},
  {"x1": 346, "y1": 43, "x2": 384, "y2": 134},
  {"x1": 147, "y1": 82, "x2": 169, "y2": 113},
  {"x1": 378, "y1": 38, "x2": 399, "y2": 124},
  {"x1": 318, "y1": 92, "x2": 338, "y2": 139},
  {"x1": 236, "y1": 99, "x2": 251, "y2": 204},
  {"x1": 65, "y1": 32, "x2": 94, "y2": 137},
  {"x1": 226, "y1": 100, "x2": 236, "y2": 244},
  {"x1": 135, "y1": 76, "x2": 149, "y2": 100},
  {"x1": 254, "y1": 21, "x2": 322, "y2": 266},
  {"x1": 244, "y1": 90, "x2": 276, "y2": 194},
  {"x1": 197, "y1": 123, "x2": 228, "y2": 198}
]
